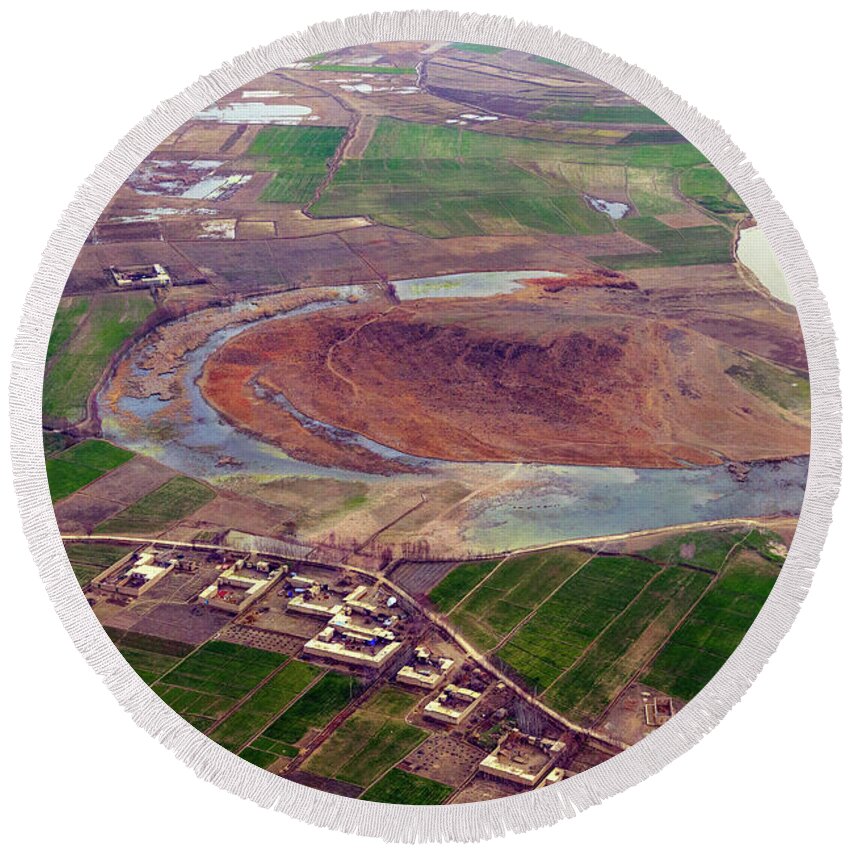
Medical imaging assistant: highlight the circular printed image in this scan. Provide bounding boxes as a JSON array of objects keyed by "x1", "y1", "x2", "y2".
[{"x1": 43, "y1": 41, "x2": 808, "y2": 806}]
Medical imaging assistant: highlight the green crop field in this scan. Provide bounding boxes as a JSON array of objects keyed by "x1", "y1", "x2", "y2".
[
  {"x1": 534, "y1": 103, "x2": 667, "y2": 125},
  {"x1": 451, "y1": 42, "x2": 503, "y2": 54},
  {"x1": 362, "y1": 769, "x2": 453, "y2": 805},
  {"x1": 543, "y1": 566, "x2": 711, "y2": 721},
  {"x1": 312, "y1": 118, "x2": 706, "y2": 238},
  {"x1": 627, "y1": 167, "x2": 685, "y2": 216},
  {"x1": 210, "y1": 660, "x2": 321, "y2": 752},
  {"x1": 104, "y1": 629, "x2": 193, "y2": 685},
  {"x1": 305, "y1": 686, "x2": 427, "y2": 789},
  {"x1": 154, "y1": 641, "x2": 286, "y2": 730},
  {"x1": 680, "y1": 164, "x2": 746, "y2": 215},
  {"x1": 643, "y1": 548, "x2": 781, "y2": 700},
  {"x1": 46, "y1": 439, "x2": 134, "y2": 502},
  {"x1": 65, "y1": 541, "x2": 136, "y2": 587},
  {"x1": 249, "y1": 126, "x2": 347, "y2": 204},
  {"x1": 448, "y1": 547, "x2": 589, "y2": 651},
  {"x1": 313, "y1": 64, "x2": 414, "y2": 75},
  {"x1": 496, "y1": 556, "x2": 660, "y2": 691},
  {"x1": 642, "y1": 529, "x2": 748, "y2": 572},
  {"x1": 596, "y1": 217, "x2": 733, "y2": 269},
  {"x1": 725, "y1": 354, "x2": 810, "y2": 415},
  {"x1": 240, "y1": 739, "x2": 299, "y2": 769},
  {"x1": 427, "y1": 559, "x2": 501, "y2": 612},
  {"x1": 260, "y1": 672, "x2": 362, "y2": 746},
  {"x1": 95, "y1": 476, "x2": 215, "y2": 535},
  {"x1": 43, "y1": 293, "x2": 155, "y2": 424}
]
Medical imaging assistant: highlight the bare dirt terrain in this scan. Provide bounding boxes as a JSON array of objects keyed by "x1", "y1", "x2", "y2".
[{"x1": 201, "y1": 281, "x2": 809, "y2": 470}]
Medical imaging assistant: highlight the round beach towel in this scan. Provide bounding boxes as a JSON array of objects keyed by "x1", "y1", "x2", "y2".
[{"x1": 10, "y1": 11, "x2": 839, "y2": 841}]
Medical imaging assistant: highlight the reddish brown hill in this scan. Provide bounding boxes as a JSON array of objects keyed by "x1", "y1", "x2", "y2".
[{"x1": 201, "y1": 293, "x2": 810, "y2": 471}]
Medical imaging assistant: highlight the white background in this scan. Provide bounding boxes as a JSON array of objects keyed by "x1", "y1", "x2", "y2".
[{"x1": 2, "y1": 1, "x2": 847, "y2": 846}]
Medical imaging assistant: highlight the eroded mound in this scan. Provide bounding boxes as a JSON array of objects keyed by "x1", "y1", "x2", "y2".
[{"x1": 200, "y1": 294, "x2": 810, "y2": 471}]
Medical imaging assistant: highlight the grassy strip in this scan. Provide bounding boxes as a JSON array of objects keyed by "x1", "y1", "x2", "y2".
[
  {"x1": 313, "y1": 64, "x2": 414, "y2": 75},
  {"x1": 534, "y1": 103, "x2": 667, "y2": 125}
]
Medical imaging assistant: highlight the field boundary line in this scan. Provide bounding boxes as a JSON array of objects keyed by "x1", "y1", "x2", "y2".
[
  {"x1": 490, "y1": 549, "x2": 598, "y2": 653},
  {"x1": 539, "y1": 559, "x2": 668, "y2": 699},
  {"x1": 445, "y1": 553, "x2": 511, "y2": 616},
  {"x1": 204, "y1": 655, "x2": 298, "y2": 737},
  {"x1": 235, "y1": 668, "x2": 329, "y2": 757},
  {"x1": 592, "y1": 530, "x2": 755, "y2": 729}
]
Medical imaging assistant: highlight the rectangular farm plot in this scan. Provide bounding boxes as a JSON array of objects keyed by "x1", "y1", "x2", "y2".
[
  {"x1": 533, "y1": 103, "x2": 667, "y2": 125},
  {"x1": 209, "y1": 660, "x2": 321, "y2": 752},
  {"x1": 260, "y1": 671, "x2": 363, "y2": 747},
  {"x1": 104, "y1": 629, "x2": 193, "y2": 685},
  {"x1": 596, "y1": 217, "x2": 733, "y2": 269},
  {"x1": 43, "y1": 293, "x2": 155, "y2": 425},
  {"x1": 66, "y1": 541, "x2": 136, "y2": 586},
  {"x1": 94, "y1": 476, "x2": 215, "y2": 535},
  {"x1": 312, "y1": 118, "x2": 706, "y2": 239},
  {"x1": 305, "y1": 686, "x2": 428, "y2": 789},
  {"x1": 496, "y1": 556, "x2": 661, "y2": 691},
  {"x1": 46, "y1": 439, "x2": 134, "y2": 502},
  {"x1": 427, "y1": 559, "x2": 501, "y2": 612},
  {"x1": 448, "y1": 547, "x2": 589, "y2": 651},
  {"x1": 249, "y1": 126, "x2": 347, "y2": 204},
  {"x1": 641, "y1": 529, "x2": 749, "y2": 572},
  {"x1": 543, "y1": 566, "x2": 712, "y2": 722},
  {"x1": 361, "y1": 769, "x2": 453, "y2": 805},
  {"x1": 643, "y1": 549, "x2": 781, "y2": 701},
  {"x1": 153, "y1": 641, "x2": 286, "y2": 731}
]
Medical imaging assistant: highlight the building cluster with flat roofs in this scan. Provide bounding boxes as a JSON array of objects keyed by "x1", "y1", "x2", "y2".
[
  {"x1": 288, "y1": 581, "x2": 405, "y2": 670},
  {"x1": 479, "y1": 730, "x2": 566, "y2": 788},
  {"x1": 95, "y1": 548, "x2": 183, "y2": 597},
  {"x1": 199, "y1": 557, "x2": 285, "y2": 613}
]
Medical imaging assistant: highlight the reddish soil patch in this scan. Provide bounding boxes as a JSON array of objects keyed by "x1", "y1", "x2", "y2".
[{"x1": 200, "y1": 290, "x2": 810, "y2": 470}]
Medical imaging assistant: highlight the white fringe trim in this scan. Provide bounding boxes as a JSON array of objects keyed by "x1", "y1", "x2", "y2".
[{"x1": 8, "y1": 10, "x2": 841, "y2": 842}]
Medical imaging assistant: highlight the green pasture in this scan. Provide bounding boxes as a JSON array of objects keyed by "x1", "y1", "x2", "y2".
[
  {"x1": 543, "y1": 566, "x2": 711, "y2": 721},
  {"x1": 427, "y1": 559, "x2": 500, "y2": 612},
  {"x1": 154, "y1": 641, "x2": 285, "y2": 728},
  {"x1": 210, "y1": 660, "x2": 321, "y2": 752},
  {"x1": 643, "y1": 550, "x2": 781, "y2": 700},
  {"x1": 725, "y1": 354, "x2": 810, "y2": 415},
  {"x1": 261, "y1": 672, "x2": 362, "y2": 746}
]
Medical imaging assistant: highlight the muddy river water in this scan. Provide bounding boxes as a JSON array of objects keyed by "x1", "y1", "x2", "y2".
[{"x1": 99, "y1": 271, "x2": 807, "y2": 554}]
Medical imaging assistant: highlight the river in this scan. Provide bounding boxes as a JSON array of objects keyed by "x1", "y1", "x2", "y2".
[{"x1": 98, "y1": 271, "x2": 807, "y2": 553}]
